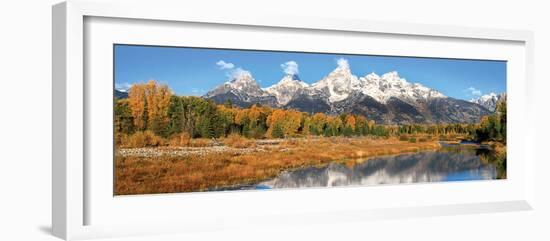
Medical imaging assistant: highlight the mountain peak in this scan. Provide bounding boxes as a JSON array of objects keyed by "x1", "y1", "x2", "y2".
[
  {"x1": 382, "y1": 71, "x2": 399, "y2": 77},
  {"x1": 204, "y1": 71, "x2": 270, "y2": 100},
  {"x1": 381, "y1": 71, "x2": 406, "y2": 83},
  {"x1": 203, "y1": 66, "x2": 490, "y2": 124},
  {"x1": 228, "y1": 70, "x2": 254, "y2": 83},
  {"x1": 265, "y1": 74, "x2": 309, "y2": 105},
  {"x1": 279, "y1": 74, "x2": 302, "y2": 83},
  {"x1": 471, "y1": 92, "x2": 499, "y2": 102},
  {"x1": 365, "y1": 72, "x2": 380, "y2": 80},
  {"x1": 225, "y1": 71, "x2": 261, "y2": 91},
  {"x1": 269, "y1": 74, "x2": 308, "y2": 88},
  {"x1": 470, "y1": 92, "x2": 504, "y2": 112},
  {"x1": 313, "y1": 65, "x2": 360, "y2": 103},
  {"x1": 329, "y1": 64, "x2": 353, "y2": 77},
  {"x1": 359, "y1": 71, "x2": 444, "y2": 104},
  {"x1": 486, "y1": 92, "x2": 498, "y2": 98}
]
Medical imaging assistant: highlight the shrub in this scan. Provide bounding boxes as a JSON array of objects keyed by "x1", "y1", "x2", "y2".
[
  {"x1": 399, "y1": 135, "x2": 409, "y2": 141},
  {"x1": 143, "y1": 130, "x2": 163, "y2": 146},
  {"x1": 169, "y1": 132, "x2": 191, "y2": 147},
  {"x1": 408, "y1": 137, "x2": 417, "y2": 143},
  {"x1": 126, "y1": 131, "x2": 164, "y2": 148},
  {"x1": 189, "y1": 138, "x2": 212, "y2": 147},
  {"x1": 128, "y1": 131, "x2": 146, "y2": 148},
  {"x1": 222, "y1": 133, "x2": 255, "y2": 148},
  {"x1": 115, "y1": 133, "x2": 129, "y2": 147}
]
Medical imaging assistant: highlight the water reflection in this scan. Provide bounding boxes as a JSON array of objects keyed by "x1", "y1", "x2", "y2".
[{"x1": 247, "y1": 144, "x2": 505, "y2": 190}]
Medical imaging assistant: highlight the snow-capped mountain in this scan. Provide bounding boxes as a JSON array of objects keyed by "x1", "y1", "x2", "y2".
[
  {"x1": 206, "y1": 71, "x2": 265, "y2": 97},
  {"x1": 114, "y1": 89, "x2": 128, "y2": 99},
  {"x1": 204, "y1": 65, "x2": 492, "y2": 124},
  {"x1": 359, "y1": 71, "x2": 446, "y2": 104},
  {"x1": 264, "y1": 74, "x2": 309, "y2": 105},
  {"x1": 204, "y1": 71, "x2": 277, "y2": 107},
  {"x1": 310, "y1": 64, "x2": 361, "y2": 103},
  {"x1": 470, "y1": 92, "x2": 506, "y2": 112}
]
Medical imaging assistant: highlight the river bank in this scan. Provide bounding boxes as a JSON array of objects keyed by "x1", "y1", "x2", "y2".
[{"x1": 115, "y1": 137, "x2": 441, "y2": 195}]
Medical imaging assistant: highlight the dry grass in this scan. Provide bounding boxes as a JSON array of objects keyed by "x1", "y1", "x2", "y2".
[
  {"x1": 168, "y1": 132, "x2": 191, "y2": 147},
  {"x1": 221, "y1": 133, "x2": 256, "y2": 148},
  {"x1": 115, "y1": 137, "x2": 441, "y2": 195},
  {"x1": 188, "y1": 138, "x2": 212, "y2": 147},
  {"x1": 120, "y1": 131, "x2": 164, "y2": 148}
]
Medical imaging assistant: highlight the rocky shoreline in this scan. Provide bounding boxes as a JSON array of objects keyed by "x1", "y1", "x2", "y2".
[
  {"x1": 116, "y1": 146, "x2": 267, "y2": 158},
  {"x1": 116, "y1": 138, "x2": 307, "y2": 158}
]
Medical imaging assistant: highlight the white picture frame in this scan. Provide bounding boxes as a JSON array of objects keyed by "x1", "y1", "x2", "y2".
[{"x1": 52, "y1": 0, "x2": 536, "y2": 240}]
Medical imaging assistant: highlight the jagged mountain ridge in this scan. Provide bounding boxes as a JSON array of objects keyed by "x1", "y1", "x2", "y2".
[
  {"x1": 264, "y1": 74, "x2": 309, "y2": 106},
  {"x1": 203, "y1": 71, "x2": 278, "y2": 107},
  {"x1": 203, "y1": 65, "x2": 494, "y2": 124},
  {"x1": 114, "y1": 89, "x2": 128, "y2": 99},
  {"x1": 470, "y1": 92, "x2": 506, "y2": 112}
]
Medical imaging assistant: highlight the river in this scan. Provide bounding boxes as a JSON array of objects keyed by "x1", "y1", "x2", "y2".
[{"x1": 230, "y1": 142, "x2": 506, "y2": 190}]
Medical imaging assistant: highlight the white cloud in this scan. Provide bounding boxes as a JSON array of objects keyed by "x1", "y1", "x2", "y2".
[
  {"x1": 215, "y1": 59, "x2": 252, "y2": 80},
  {"x1": 281, "y1": 61, "x2": 299, "y2": 75},
  {"x1": 228, "y1": 67, "x2": 252, "y2": 79},
  {"x1": 115, "y1": 82, "x2": 133, "y2": 91},
  {"x1": 216, "y1": 60, "x2": 235, "y2": 70},
  {"x1": 465, "y1": 86, "x2": 482, "y2": 96},
  {"x1": 336, "y1": 58, "x2": 349, "y2": 69}
]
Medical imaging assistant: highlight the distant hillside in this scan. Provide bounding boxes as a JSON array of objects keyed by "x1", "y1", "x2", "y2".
[
  {"x1": 115, "y1": 89, "x2": 128, "y2": 99},
  {"x1": 470, "y1": 93, "x2": 506, "y2": 112}
]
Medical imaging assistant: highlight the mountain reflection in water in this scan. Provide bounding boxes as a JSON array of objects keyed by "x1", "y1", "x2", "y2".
[{"x1": 241, "y1": 144, "x2": 504, "y2": 190}]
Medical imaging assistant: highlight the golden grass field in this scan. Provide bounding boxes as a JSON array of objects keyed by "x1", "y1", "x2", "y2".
[{"x1": 114, "y1": 136, "x2": 441, "y2": 195}]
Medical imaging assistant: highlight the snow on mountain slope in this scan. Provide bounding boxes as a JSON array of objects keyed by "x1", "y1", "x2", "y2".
[
  {"x1": 264, "y1": 74, "x2": 309, "y2": 105},
  {"x1": 114, "y1": 89, "x2": 128, "y2": 99},
  {"x1": 202, "y1": 61, "x2": 490, "y2": 124},
  {"x1": 206, "y1": 59, "x2": 445, "y2": 107},
  {"x1": 204, "y1": 70, "x2": 278, "y2": 107},
  {"x1": 310, "y1": 63, "x2": 361, "y2": 103},
  {"x1": 205, "y1": 70, "x2": 269, "y2": 99},
  {"x1": 359, "y1": 71, "x2": 445, "y2": 104},
  {"x1": 470, "y1": 92, "x2": 505, "y2": 111}
]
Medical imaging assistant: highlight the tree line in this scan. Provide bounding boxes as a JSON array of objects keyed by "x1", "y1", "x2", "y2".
[
  {"x1": 115, "y1": 80, "x2": 506, "y2": 143},
  {"x1": 474, "y1": 101, "x2": 506, "y2": 143}
]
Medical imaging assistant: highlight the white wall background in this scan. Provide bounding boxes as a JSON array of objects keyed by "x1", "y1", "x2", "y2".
[{"x1": 0, "y1": 0, "x2": 548, "y2": 240}]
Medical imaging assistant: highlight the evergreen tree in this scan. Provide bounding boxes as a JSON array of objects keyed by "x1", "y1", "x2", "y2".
[
  {"x1": 343, "y1": 126, "x2": 353, "y2": 137},
  {"x1": 323, "y1": 126, "x2": 332, "y2": 137},
  {"x1": 114, "y1": 99, "x2": 135, "y2": 134},
  {"x1": 166, "y1": 96, "x2": 183, "y2": 136},
  {"x1": 271, "y1": 123, "x2": 285, "y2": 138}
]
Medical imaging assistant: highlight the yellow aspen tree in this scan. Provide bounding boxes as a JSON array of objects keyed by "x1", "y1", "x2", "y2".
[
  {"x1": 128, "y1": 84, "x2": 147, "y2": 130},
  {"x1": 127, "y1": 80, "x2": 172, "y2": 133},
  {"x1": 345, "y1": 115, "x2": 356, "y2": 130}
]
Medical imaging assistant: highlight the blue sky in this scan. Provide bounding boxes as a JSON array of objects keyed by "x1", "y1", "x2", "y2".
[{"x1": 114, "y1": 44, "x2": 506, "y2": 100}]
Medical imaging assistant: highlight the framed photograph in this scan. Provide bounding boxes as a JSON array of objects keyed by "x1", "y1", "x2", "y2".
[{"x1": 53, "y1": 0, "x2": 535, "y2": 240}]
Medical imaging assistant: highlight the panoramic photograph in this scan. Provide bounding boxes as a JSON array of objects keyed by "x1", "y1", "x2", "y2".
[{"x1": 113, "y1": 44, "x2": 507, "y2": 195}]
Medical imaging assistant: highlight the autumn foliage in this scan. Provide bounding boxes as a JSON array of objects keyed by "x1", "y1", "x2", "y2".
[
  {"x1": 127, "y1": 80, "x2": 172, "y2": 135},
  {"x1": 115, "y1": 81, "x2": 505, "y2": 146}
]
